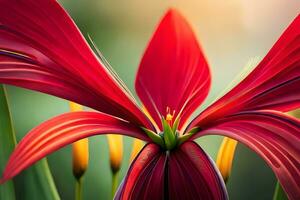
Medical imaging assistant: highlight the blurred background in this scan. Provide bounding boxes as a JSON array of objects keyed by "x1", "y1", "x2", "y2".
[{"x1": 4, "y1": 0, "x2": 300, "y2": 199}]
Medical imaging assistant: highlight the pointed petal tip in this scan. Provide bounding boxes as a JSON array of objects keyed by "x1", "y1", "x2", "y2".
[
  {"x1": 136, "y1": 6, "x2": 211, "y2": 130},
  {"x1": 165, "y1": 7, "x2": 180, "y2": 15},
  {"x1": 164, "y1": 8, "x2": 184, "y2": 21}
]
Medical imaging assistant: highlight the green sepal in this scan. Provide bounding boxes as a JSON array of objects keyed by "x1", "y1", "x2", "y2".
[
  {"x1": 141, "y1": 127, "x2": 165, "y2": 147},
  {"x1": 177, "y1": 134, "x2": 192, "y2": 146},
  {"x1": 172, "y1": 116, "x2": 180, "y2": 133},
  {"x1": 162, "y1": 118, "x2": 176, "y2": 150},
  {"x1": 177, "y1": 126, "x2": 201, "y2": 146},
  {"x1": 187, "y1": 126, "x2": 201, "y2": 135},
  {"x1": 1, "y1": 85, "x2": 60, "y2": 200}
]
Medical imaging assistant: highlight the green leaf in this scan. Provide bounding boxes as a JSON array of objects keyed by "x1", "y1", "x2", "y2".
[
  {"x1": 273, "y1": 181, "x2": 288, "y2": 200},
  {"x1": 0, "y1": 85, "x2": 60, "y2": 200},
  {"x1": 14, "y1": 159, "x2": 61, "y2": 200},
  {"x1": 0, "y1": 85, "x2": 16, "y2": 200}
]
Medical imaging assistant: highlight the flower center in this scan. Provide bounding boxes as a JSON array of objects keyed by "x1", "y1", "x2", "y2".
[
  {"x1": 159, "y1": 107, "x2": 178, "y2": 150},
  {"x1": 143, "y1": 107, "x2": 181, "y2": 150},
  {"x1": 142, "y1": 107, "x2": 195, "y2": 150}
]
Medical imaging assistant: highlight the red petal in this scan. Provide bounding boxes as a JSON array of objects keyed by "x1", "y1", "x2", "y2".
[
  {"x1": 0, "y1": 0, "x2": 151, "y2": 128},
  {"x1": 116, "y1": 142, "x2": 227, "y2": 200},
  {"x1": 135, "y1": 9, "x2": 211, "y2": 130},
  {"x1": 190, "y1": 15, "x2": 300, "y2": 128},
  {"x1": 0, "y1": 111, "x2": 149, "y2": 184},
  {"x1": 168, "y1": 142, "x2": 228, "y2": 200},
  {"x1": 193, "y1": 111, "x2": 300, "y2": 200},
  {"x1": 115, "y1": 143, "x2": 165, "y2": 199}
]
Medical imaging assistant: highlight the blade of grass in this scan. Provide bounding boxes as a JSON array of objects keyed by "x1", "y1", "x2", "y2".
[
  {"x1": 14, "y1": 159, "x2": 61, "y2": 200},
  {"x1": 2, "y1": 85, "x2": 60, "y2": 200},
  {"x1": 0, "y1": 85, "x2": 16, "y2": 200}
]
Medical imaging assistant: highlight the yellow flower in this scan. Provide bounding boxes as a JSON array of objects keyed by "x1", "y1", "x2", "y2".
[
  {"x1": 216, "y1": 137, "x2": 238, "y2": 183},
  {"x1": 129, "y1": 139, "x2": 144, "y2": 163},
  {"x1": 70, "y1": 102, "x2": 89, "y2": 180},
  {"x1": 107, "y1": 134, "x2": 123, "y2": 173}
]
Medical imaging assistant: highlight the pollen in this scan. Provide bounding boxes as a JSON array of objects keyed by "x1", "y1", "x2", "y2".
[
  {"x1": 166, "y1": 107, "x2": 175, "y2": 126},
  {"x1": 166, "y1": 113, "x2": 173, "y2": 121}
]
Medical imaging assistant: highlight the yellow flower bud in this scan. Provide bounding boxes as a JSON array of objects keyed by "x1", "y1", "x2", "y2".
[
  {"x1": 69, "y1": 102, "x2": 89, "y2": 180},
  {"x1": 129, "y1": 139, "x2": 144, "y2": 163},
  {"x1": 73, "y1": 138, "x2": 89, "y2": 180},
  {"x1": 216, "y1": 137, "x2": 238, "y2": 183},
  {"x1": 107, "y1": 134, "x2": 123, "y2": 173},
  {"x1": 69, "y1": 101, "x2": 83, "y2": 112}
]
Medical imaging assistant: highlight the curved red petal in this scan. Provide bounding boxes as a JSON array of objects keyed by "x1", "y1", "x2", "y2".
[
  {"x1": 116, "y1": 142, "x2": 227, "y2": 200},
  {"x1": 0, "y1": 0, "x2": 151, "y2": 128},
  {"x1": 168, "y1": 142, "x2": 228, "y2": 200},
  {"x1": 0, "y1": 111, "x2": 149, "y2": 184},
  {"x1": 193, "y1": 111, "x2": 300, "y2": 200},
  {"x1": 115, "y1": 143, "x2": 165, "y2": 200},
  {"x1": 135, "y1": 9, "x2": 211, "y2": 130},
  {"x1": 190, "y1": 14, "x2": 300, "y2": 128}
]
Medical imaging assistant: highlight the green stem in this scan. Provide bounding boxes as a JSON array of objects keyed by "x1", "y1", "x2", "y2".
[
  {"x1": 111, "y1": 172, "x2": 119, "y2": 199},
  {"x1": 75, "y1": 178, "x2": 83, "y2": 200},
  {"x1": 273, "y1": 181, "x2": 288, "y2": 200}
]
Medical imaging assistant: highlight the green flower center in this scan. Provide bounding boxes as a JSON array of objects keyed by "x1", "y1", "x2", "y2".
[
  {"x1": 142, "y1": 107, "x2": 199, "y2": 150},
  {"x1": 142, "y1": 118, "x2": 196, "y2": 150}
]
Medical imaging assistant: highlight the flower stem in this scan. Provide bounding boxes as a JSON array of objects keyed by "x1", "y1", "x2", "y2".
[
  {"x1": 273, "y1": 181, "x2": 288, "y2": 200},
  {"x1": 111, "y1": 171, "x2": 119, "y2": 198},
  {"x1": 75, "y1": 177, "x2": 83, "y2": 200}
]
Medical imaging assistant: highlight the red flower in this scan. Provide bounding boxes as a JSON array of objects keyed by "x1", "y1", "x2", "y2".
[{"x1": 0, "y1": 1, "x2": 299, "y2": 199}]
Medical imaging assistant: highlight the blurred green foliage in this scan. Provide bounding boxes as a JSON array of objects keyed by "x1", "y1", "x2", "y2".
[{"x1": 0, "y1": 85, "x2": 16, "y2": 200}]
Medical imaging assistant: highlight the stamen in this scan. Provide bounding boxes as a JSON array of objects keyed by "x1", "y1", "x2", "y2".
[
  {"x1": 166, "y1": 107, "x2": 175, "y2": 126},
  {"x1": 166, "y1": 113, "x2": 173, "y2": 124}
]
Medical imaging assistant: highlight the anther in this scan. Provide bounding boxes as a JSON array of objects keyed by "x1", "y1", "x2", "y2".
[{"x1": 166, "y1": 107, "x2": 175, "y2": 126}]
